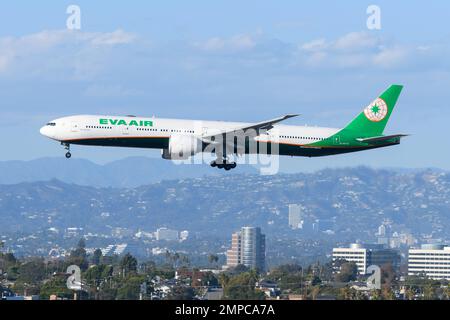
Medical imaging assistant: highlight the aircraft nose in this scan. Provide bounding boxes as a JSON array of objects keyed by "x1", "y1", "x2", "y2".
[{"x1": 40, "y1": 125, "x2": 51, "y2": 137}]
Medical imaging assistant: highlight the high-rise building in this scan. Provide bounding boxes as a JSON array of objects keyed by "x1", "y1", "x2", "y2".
[
  {"x1": 226, "y1": 227, "x2": 266, "y2": 271},
  {"x1": 333, "y1": 244, "x2": 368, "y2": 274},
  {"x1": 377, "y1": 224, "x2": 386, "y2": 237},
  {"x1": 288, "y1": 204, "x2": 302, "y2": 229},
  {"x1": 408, "y1": 244, "x2": 450, "y2": 280},
  {"x1": 226, "y1": 232, "x2": 241, "y2": 268},
  {"x1": 332, "y1": 243, "x2": 400, "y2": 275}
]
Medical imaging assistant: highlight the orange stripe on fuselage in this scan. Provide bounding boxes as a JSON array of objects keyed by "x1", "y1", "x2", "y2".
[
  {"x1": 62, "y1": 135, "x2": 171, "y2": 142},
  {"x1": 62, "y1": 136, "x2": 370, "y2": 150}
]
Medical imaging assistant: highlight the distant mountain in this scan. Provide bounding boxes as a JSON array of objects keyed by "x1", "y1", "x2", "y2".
[
  {"x1": 1, "y1": 167, "x2": 449, "y2": 240},
  {"x1": 0, "y1": 157, "x2": 258, "y2": 188}
]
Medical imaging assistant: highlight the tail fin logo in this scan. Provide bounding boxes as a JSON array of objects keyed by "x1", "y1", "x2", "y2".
[{"x1": 364, "y1": 98, "x2": 388, "y2": 122}]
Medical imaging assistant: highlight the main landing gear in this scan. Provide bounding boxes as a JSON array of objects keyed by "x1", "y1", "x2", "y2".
[
  {"x1": 210, "y1": 159, "x2": 237, "y2": 171},
  {"x1": 62, "y1": 143, "x2": 72, "y2": 159}
]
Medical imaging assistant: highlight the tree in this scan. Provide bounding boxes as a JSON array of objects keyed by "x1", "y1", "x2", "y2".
[
  {"x1": 218, "y1": 272, "x2": 230, "y2": 288},
  {"x1": 231, "y1": 264, "x2": 249, "y2": 275},
  {"x1": 180, "y1": 254, "x2": 190, "y2": 267},
  {"x1": 311, "y1": 275, "x2": 322, "y2": 286},
  {"x1": 443, "y1": 285, "x2": 450, "y2": 300},
  {"x1": 404, "y1": 287, "x2": 416, "y2": 300},
  {"x1": 116, "y1": 275, "x2": 146, "y2": 300},
  {"x1": 40, "y1": 277, "x2": 73, "y2": 300},
  {"x1": 77, "y1": 238, "x2": 86, "y2": 249},
  {"x1": 91, "y1": 249, "x2": 102, "y2": 266},
  {"x1": 266, "y1": 264, "x2": 303, "y2": 293},
  {"x1": 370, "y1": 289, "x2": 382, "y2": 300},
  {"x1": 201, "y1": 272, "x2": 219, "y2": 287},
  {"x1": 120, "y1": 253, "x2": 137, "y2": 276},
  {"x1": 208, "y1": 254, "x2": 219, "y2": 269},
  {"x1": 17, "y1": 259, "x2": 46, "y2": 284},
  {"x1": 223, "y1": 271, "x2": 265, "y2": 300},
  {"x1": 424, "y1": 284, "x2": 438, "y2": 300},
  {"x1": 67, "y1": 239, "x2": 88, "y2": 271},
  {"x1": 310, "y1": 286, "x2": 320, "y2": 300},
  {"x1": 168, "y1": 286, "x2": 195, "y2": 300},
  {"x1": 84, "y1": 264, "x2": 113, "y2": 288},
  {"x1": 380, "y1": 263, "x2": 396, "y2": 287},
  {"x1": 335, "y1": 262, "x2": 358, "y2": 283},
  {"x1": 381, "y1": 286, "x2": 396, "y2": 300}
]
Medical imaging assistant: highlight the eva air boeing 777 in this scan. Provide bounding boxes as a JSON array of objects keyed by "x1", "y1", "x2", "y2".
[{"x1": 40, "y1": 85, "x2": 407, "y2": 170}]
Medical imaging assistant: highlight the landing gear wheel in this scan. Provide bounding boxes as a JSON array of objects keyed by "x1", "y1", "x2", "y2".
[
  {"x1": 62, "y1": 143, "x2": 71, "y2": 159},
  {"x1": 210, "y1": 161, "x2": 217, "y2": 168}
]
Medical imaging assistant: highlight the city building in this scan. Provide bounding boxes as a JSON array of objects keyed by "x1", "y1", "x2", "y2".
[
  {"x1": 113, "y1": 244, "x2": 128, "y2": 255},
  {"x1": 332, "y1": 243, "x2": 400, "y2": 275},
  {"x1": 99, "y1": 244, "x2": 129, "y2": 257},
  {"x1": 408, "y1": 244, "x2": 450, "y2": 280},
  {"x1": 64, "y1": 227, "x2": 83, "y2": 238},
  {"x1": 288, "y1": 204, "x2": 302, "y2": 229},
  {"x1": 226, "y1": 227, "x2": 266, "y2": 271},
  {"x1": 180, "y1": 230, "x2": 189, "y2": 241},
  {"x1": 377, "y1": 224, "x2": 386, "y2": 237},
  {"x1": 333, "y1": 244, "x2": 368, "y2": 274},
  {"x1": 155, "y1": 228, "x2": 179, "y2": 241}
]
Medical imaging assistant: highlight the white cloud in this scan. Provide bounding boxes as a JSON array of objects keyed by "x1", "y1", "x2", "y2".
[
  {"x1": 200, "y1": 37, "x2": 226, "y2": 51},
  {"x1": 333, "y1": 32, "x2": 379, "y2": 51},
  {"x1": 229, "y1": 34, "x2": 256, "y2": 50},
  {"x1": 0, "y1": 29, "x2": 137, "y2": 76},
  {"x1": 373, "y1": 46, "x2": 410, "y2": 68},
  {"x1": 195, "y1": 33, "x2": 257, "y2": 52},
  {"x1": 301, "y1": 39, "x2": 328, "y2": 52},
  {"x1": 89, "y1": 29, "x2": 137, "y2": 46},
  {"x1": 83, "y1": 84, "x2": 143, "y2": 97},
  {"x1": 298, "y1": 31, "x2": 416, "y2": 69}
]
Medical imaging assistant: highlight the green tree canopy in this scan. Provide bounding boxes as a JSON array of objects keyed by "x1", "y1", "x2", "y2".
[
  {"x1": 335, "y1": 262, "x2": 358, "y2": 283},
  {"x1": 120, "y1": 253, "x2": 138, "y2": 276},
  {"x1": 223, "y1": 271, "x2": 265, "y2": 300}
]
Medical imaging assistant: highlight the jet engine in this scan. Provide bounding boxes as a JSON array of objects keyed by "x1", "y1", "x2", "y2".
[{"x1": 161, "y1": 135, "x2": 202, "y2": 160}]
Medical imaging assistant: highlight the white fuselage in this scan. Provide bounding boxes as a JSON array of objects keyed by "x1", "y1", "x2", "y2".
[{"x1": 40, "y1": 114, "x2": 340, "y2": 148}]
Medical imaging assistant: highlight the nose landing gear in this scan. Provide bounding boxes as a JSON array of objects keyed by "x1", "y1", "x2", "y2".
[{"x1": 62, "y1": 143, "x2": 72, "y2": 159}]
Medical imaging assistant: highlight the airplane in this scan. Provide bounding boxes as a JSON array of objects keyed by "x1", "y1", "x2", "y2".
[{"x1": 40, "y1": 84, "x2": 407, "y2": 171}]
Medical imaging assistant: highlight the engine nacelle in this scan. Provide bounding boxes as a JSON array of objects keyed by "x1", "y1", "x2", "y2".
[{"x1": 162, "y1": 135, "x2": 202, "y2": 160}]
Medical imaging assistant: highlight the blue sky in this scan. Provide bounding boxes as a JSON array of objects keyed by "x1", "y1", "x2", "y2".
[{"x1": 0, "y1": 1, "x2": 449, "y2": 172}]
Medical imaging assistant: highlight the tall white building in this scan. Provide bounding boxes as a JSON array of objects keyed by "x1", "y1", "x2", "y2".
[
  {"x1": 333, "y1": 244, "x2": 368, "y2": 274},
  {"x1": 377, "y1": 224, "x2": 386, "y2": 237},
  {"x1": 226, "y1": 227, "x2": 266, "y2": 271},
  {"x1": 333, "y1": 243, "x2": 400, "y2": 275},
  {"x1": 408, "y1": 244, "x2": 450, "y2": 280},
  {"x1": 288, "y1": 204, "x2": 302, "y2": 229}
]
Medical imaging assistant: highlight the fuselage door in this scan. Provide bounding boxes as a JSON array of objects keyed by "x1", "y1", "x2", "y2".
[
  {"x1": 71, "y1": 122, "x2": 79, "y2": 133},
  {"x1": 122, "y1": 125, "x2": 130, "y2": 135},
  {"x1": 333, "y1": 135, "x2": 341, "y2": 145}
]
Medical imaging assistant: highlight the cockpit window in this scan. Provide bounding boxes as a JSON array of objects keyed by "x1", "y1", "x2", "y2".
[{"x1": 47, "y1": 122, "x2": 56, "y2": 126}]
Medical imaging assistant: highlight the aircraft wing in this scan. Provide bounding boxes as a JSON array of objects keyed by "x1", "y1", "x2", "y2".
[
  {"x1": 202, "y1": 114, "x2": 299, "y2": 143},
  {"x1": 356, "y1": 134, "x2": 409, "y2": 144}
]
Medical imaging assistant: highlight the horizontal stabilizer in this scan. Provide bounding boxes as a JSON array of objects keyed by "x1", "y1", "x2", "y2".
[{"x1": 356, "y1": 134, "x2": 409, "y2": 143}]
